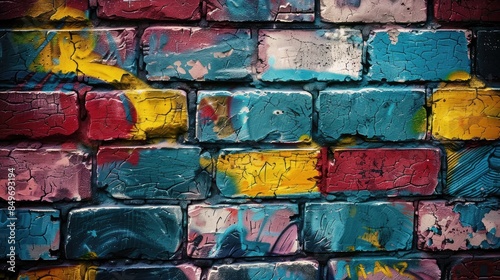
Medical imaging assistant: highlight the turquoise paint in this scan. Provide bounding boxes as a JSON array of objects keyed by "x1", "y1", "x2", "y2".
[
  {"x1": 118, "y1": 94, "x2": 135, "y2": 123},
  {"x1": 260, "y1": 68, "x2": 358, "y2": 82},
  {"x1": 453, "y1": 201, "x2": 499, "y2": 231}
]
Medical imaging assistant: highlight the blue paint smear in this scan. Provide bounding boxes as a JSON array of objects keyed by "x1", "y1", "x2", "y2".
[
  {"x1": 260, "y1": 68, "x2": 359, "y2": 82},
  {"x1": 211, "y1": 262, "x2": 318, "y2": 280},
  {"x1": 95, "y1": 265, "x2": 192, "y2": 280},
  {"x1": 367, "y1": 30, "x2": 470, "y2": 81},
  {"x1": 213, "y1": 0, "x2": 314, "y2": 21},
  {"x1": 453, "y1": 201, "x2": 499, "y2": 231},
  {"x1": 118, "y1": 94, "x2": 135, "y2": 123}
]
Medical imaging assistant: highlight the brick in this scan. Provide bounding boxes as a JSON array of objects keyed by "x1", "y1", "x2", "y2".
[
  {"x1": 142, "y1": 27, "x2": 253, "y2": 81},
  {"x1": 207, "y1": 261, "x2": 319, "y2": 280},
  {"x1": 445, "y1": 143, "x2": 500, "y2": 198},
  {"x1": 206, "y1": 0, "x2": 314, "y2": 22},
  {"x1": 97, "y1": 145, "x2": 211, "y2": 200},
  {"x1": 431, "y1": 88, "x2": 500, "y2": 140},
  {"x1": 65, "y1": 206, "x2": 182, "y2": 259},
  {"x1": 188, "y1": 204, "x2": 298, "y2": 258},
  {"x1": 92, "y1": 264, "x2": 201, "y2": 280},
  {"x1": 0, "y1": 208, "x2": 60, "y2": 260},
  {"x1": 17, "y1": 265, "x2": 90, "y2": 279},
  {"x1": 257, "y1": 29, "x2": 363, "y2": 81},
  {"x1": 327, "y1": 258, "x2": 441, "y2": 279},
  {"x1": 0, "y1": 91, "x2": 79, "y2": 139},
  {"x1": 303, "y1": 202, "x2": 414, "y2": 252},
  {"x1": 320, "y1": 0, "x2": 426, "y2": 23},
  {"x1": 317, "y1": 87, "x2": 426, "y2": 141},
  {"x1": 435, "y1": 0, "x2": 500, "y2": 22},
  {"x1": 449, "y1": 257, "x2": 500, "y2": 279},
  {"x1": 85, "y1": 90, "x2": 188, "y2": 140},
  {"x1": 0, "y1": 144, "x2": 91, "y2": 202},
  {"x1": 320, "y1": 147, "x2": 440, "y2": 197},
  {"x1": 417, "y1": 200, "x2": 500, "y2": 251},
  {"x1": 197, "y1": 90, "x2": 312, "y2": 143},
  {"x1": 216, "y1": 148, "x2": 320, "y2": 198},
  {"x1": 0, "y1": 0, "x2": 89, "y2": 21},
  {"x1": 367, "y1": 29, "x2": 470, "y2": 82},
  {"x1": 0, "y1": 29, "x2": 137, "y2": 86},
  {"x1": 94, "y1": 0, "x2": 200, "y2": 20},
  {"x1": 477, "y1": 31, "x2": 500, "y2": 81}
]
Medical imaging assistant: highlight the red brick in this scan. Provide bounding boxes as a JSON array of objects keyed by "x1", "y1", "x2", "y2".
[
  {"x1": 320, "y1": 148, "x2": 440, "y2": 197},
  {"x1": 0, "y1": 91, "x2": 79, "y2": 139},
  {"x1": 435, "y1": 0, "x2": 500, "y2": 22},
  {"x1": 94, "y1": 0, "x2": 200, "y2": 20},
  {"x1": 450, "y1": 257, "x2": 500, "y2": 279}
]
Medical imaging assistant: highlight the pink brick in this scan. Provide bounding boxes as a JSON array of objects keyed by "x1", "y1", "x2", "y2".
[
  {"x1": 435, "y1": 0, "x2": 500, "y2": 22},
  {"x1": 0, "y1": 91, "x2": 79, "y2": 139},
  {"x1": 0, "y1": 143, "x2": 91, "y2": 202},
  {"x1": 320, "y1": 148, "x2": 440, "y2": 197},
  {"x1": 94, "y1": 0, "x2": 200, "y2": 20}
]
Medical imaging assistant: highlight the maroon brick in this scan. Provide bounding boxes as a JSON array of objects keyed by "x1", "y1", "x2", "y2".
[
  {"x1": 0, "y1": 91, "x2": 79, "y2": 139},
  {"x1": 0, "y1": 143, "x2": 91, "y2": 202},
  {"x1": 93, "y1": 0, "x2": 200, "y2": 20},
  {"x1": 435, "y1": 0, "x2": 500, "y2": 22},
  {"x1": 449, "y1": 257, "x2": 500, "y2": 279},
  {"x1": 320, "y1": 148, "x2": 440, "y2": 197}
]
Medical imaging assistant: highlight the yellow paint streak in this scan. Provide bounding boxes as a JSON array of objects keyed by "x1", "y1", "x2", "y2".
[
  {"x1": 373, "y1": 261, "x2": 393, "y2": 278},
  {"x1": 17, "y1": 264, "x2": 96, "y2": 280},
  {"x1": 359, "y1": 228, "x2": 382, "y2": 249},
  {"x1": 432, "y1": 88, "x2": 500, "y2": 140},
  {"x1": 124, "y1": 90, "x2": 188, "y2": 140},
  {"x1": 217, "y1": 149, "x2": 320, "y2": 197},
  {"x1": 446, "y1": 70, "x2": 471, "y2": 81},
  {"x1": 356, "y1": 264, "x2": 368, "y2": 279}
]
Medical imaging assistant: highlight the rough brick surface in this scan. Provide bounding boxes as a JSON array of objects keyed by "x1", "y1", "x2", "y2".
[
  {"x1": 188, "y1": 204, "x2": 298, "y2": 258},
  {"x1": 417, "y1": 200, "x2": 500, "y2": 251},
  {"x1": 85, "y1": 90, "x2": 188, "y2": 140},
  {"x1": 327, "y1": 258, "x2": 441, "y2": 279},
  {"x1": 431, "y1": 88, "x2": 500, "y2": 140},
  {"x1": 142, "y1": 27, "x2": 253, "y2": 81},
  {"x1": 0, "y1": 91, "x2": 79, "y2": 139},
  {"x1": 0, "y1": 29, "x2": 137, "y2": 86},
  {"x1": 303, "y1": 202, "x2": 414, "y2": 252},
  {"x1": 207, "y1": 261, "x2": 319, "y2": 280},
  {"x1": 0, "y1": 0, "x2": 89, "y2": 21},
  {"x1": 367, "y1": 29, "x2": 470, "y2": 82},
  {"x1": 93, "y1": 264, "x2": 202, "y2": 280},
  {"x1": 0, "y1": 144, "x2": 91, "y2": 202},
  {"x1": 477, "y1": 31, "x2": 500, "y2": 81},
  {"x1": 321, "y1": 148, "x2": 440, "y2": 197},
  {"x1": 449, "y1": 257, "x2": 500, "y2": 279},
  {"x1": 320, "y1": 0, "x2": 426, "y2": 23},
  {"x1": 65, "y1": 206, "x2": 182, "y2": 259},
  {"x1": 257, "y1": 29, "x2": 363, "y2": 81},
  {"x1": 197, "y1": 90, "x2": 312, "y2": 143},
  {"x1": 446, "y1": 143, "x2": 500, "y2": 198},
  {"x1": 317, "y1": 87, "x2": 426, "y2": 141},
  {"x1": 206, "y1": 0, "x2": 314, "y2": 22},
  {"x1": 97, "y1": 145, "x2": 211, "y2": 200},
  {"x1": 94, "y1": 0, "x2": 200, "y2": 20},
  {"x1": 435, "y1": 0, "x2": 500, "y2": 22},
  {"x1": 17, "y1": 265, "x2": 89, "y2": 279},
  {"x1": 216, "y1": 148, "x2": 320, "y2": 198},
  {"x1": 0, "y1": 208, "x2": 60, "y2": 260}
]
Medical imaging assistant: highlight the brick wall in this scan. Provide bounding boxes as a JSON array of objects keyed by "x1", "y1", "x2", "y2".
[{"x1": 0, "y1": 0, "x2": 499, "y2": 279}]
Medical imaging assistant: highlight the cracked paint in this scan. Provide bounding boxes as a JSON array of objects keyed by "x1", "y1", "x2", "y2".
[
  {"x1": 17, "y1": 264, "x2": 94, "y2": 280},
  {"x1": 477, "y1": 31, "x2": 500, "y2": 81},
  {"x1": 142, "y1": 27, "x2": 253, "y2": 81},
  {"x1": 216, "y1": 148, "x2": 320, "y2": 198},
  {"x1": 449, "y1": 257, "x2": 500, "y2": 279},
  {"x1": 197, "y1": 90, "x2": 312, "y2": 143},
  {"x1": 0, "y1": 0, "x2": 89, "y2": 21},
  {"x1": 445, "y1": 143, "x2": 500, "y2": 198},
  {"x1": 320, "y1": 148, "x2": 440, "y2": 198},
  {"x1": 257, "y1": 29, "x2": 363, "y2": 81},
  {"x1": 65, "y1": 206, "x2": 182, "y2": 260},
  {"x1": 417, "y1": 200, "x2": 500, "y2": 251},
  {"x1": 303, "y1": 202, "x2": 414, "y2": 252},
  {"x1": 317, "y1": 87, "x2": 426, "y2": 141},
  {"x1": 97, "y1": 145, "x2": 211, "y2": 200},
  {"x1": 207, "y1": 261, "x2": 319, "y2": 280},
  {"x1": 206, "y1": 0, "x2": 314, "y2": 22},
  {"x1": 94, "y1": 0, "x2": 200, "y2": 20},
  {"x1": 0, "y1": 91, "x2": 79, "y2": 139},
  {"x1": 320, "y1": 0, "x2": 426, "y2": 23},
  {"x1": 85, "y1": 90, "x2": 188, "y2": 140},
  {"x1": 0, "y1": 144, "x2": 91, "y2": 202},
  {"x1": 367, "y1": 29, "x2": 470, "y2": 82},
  {"x1": 431, "y1": 88, "x2": 500, "y2": 140},
  {"x1": 188, "y1": 204, "x2": 298, "y2": 258},
  {"x1": 92, "y1": 264, "x2": 201, "y2": 280},
  {"x1": 435, "y1": 0, "x2": 500, "y2": 22},
  {"x1": 0, "y1": 208, "x2": 60, "y2": 260},
  {"x1": 327, "y1": 258, "x2": 441, "y2": 279}
]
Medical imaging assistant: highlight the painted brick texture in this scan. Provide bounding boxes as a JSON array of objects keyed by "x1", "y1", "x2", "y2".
[{"x1": 1, "y1": 0, "x2": 498, "y2": 279}]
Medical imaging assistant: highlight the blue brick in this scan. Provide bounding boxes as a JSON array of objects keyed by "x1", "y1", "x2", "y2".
[
  {"x1": 317, "y1": 87, "x2": 426, "y2": 141},
  {"x1": 93, "y1": 264, "x2": 201, "y2": 280},
  {"x1": 197, "y1": 90, "x2": 312, "y2": 143},
  {"x1": 367, "y1": 29, "x2": 470, "y2": 81}
]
